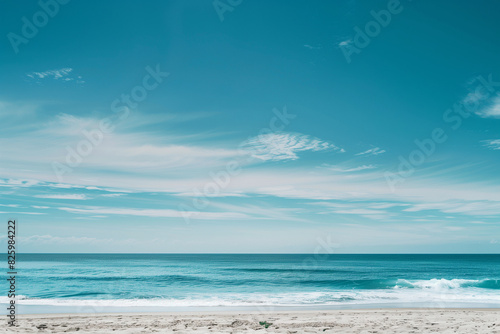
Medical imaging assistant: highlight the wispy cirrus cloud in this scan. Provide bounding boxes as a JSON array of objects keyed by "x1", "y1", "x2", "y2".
[
  {"x1": 26, "y1": 68, "x2": 84, "y2": 84},
  {"x1": 35, "y1": 194, "x2": 88, "y2": 200},
  {"x1": 2, "y1": 102, "x2": 500, "y2": 228},
  {"x1": 58, "y1": 206, "x2": 249, "y2": 220},
  {"x1": 403, "y1": 200, "x2": 500, "y2": 216},
  {"x1": 0, "y1": 211, "x2": 45, "y2": 215},
  {"x1": 355, "y1": 147, "x2": 386, "y2": 156},
  {"x1": 323, "y1": 164, "x2": 376, "y2": 172},
  {"x1": 0, "y1": 179, "x2": 40, "y2": 187},
  {"x1": 483, "y1": 139, "x2": 500, "y2": 150},
  {"x1": 338, "y1": 39, "x2": 352, "y2": 47},
  {"x1": 100, "y1": 193, "x2": 126, "y2": 198},
  {"x1": 462, "y1": 77, "x2": 500, "y2": 119},
  {"x1": 241, "y1": 132, "x2": 343, "y2": 161},
  {"x1": 469, "y1": 94, "x2": 500, "y2": 119},
  {"x1": 0, "y1": 110, "x2": 243, "y2": 181}
]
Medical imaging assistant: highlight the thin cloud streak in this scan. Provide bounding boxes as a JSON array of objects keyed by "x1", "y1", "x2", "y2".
[
  {"x1": 26, "y1": 68, "x2": 84, "y2": 84},
  {"x1": 483, "y1": 139, "x2": 500, "y2": 150},
  {"x1": 241, "y1": 132, "x2": 344, "y2": 161},
  {"x1": 35, "y1": 194, "x2": 88, "y2": 200},
  {"x1": 355, "y1": 147, "x2": 386, "y2": 156},
  {"x1": 58, "y1": 206, "x2": 250, "y2": 220}
]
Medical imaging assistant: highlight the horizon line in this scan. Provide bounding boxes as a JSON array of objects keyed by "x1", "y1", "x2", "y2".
[{"x1": 16, "y1": 253, "x2": 500, "y2": 255}]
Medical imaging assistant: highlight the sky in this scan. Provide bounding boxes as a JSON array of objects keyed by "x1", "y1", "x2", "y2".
[{"x1": 0, "y1": 0, "x2": 499, "y2": 253}]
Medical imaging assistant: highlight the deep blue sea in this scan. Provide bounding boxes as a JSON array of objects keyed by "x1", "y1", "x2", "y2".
[{"x1": 3, "y1": 254, "x2": 500, "y2": 314}]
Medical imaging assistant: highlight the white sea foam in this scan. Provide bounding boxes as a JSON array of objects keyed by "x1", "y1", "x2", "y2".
[
  {"x1": 2, "y1": 279, "x2": 499, "y2": 310},
  {"x1": 395, "y1": 278, "x2": 487, "y2": 290},
  {"x1": 1, "y1": 290, "x2": 499, "y2": 309}
]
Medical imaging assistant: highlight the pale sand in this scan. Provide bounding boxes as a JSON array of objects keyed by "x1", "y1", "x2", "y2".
[{"x1": 4, "y1": 309, "x2": 500, "y2": 333}]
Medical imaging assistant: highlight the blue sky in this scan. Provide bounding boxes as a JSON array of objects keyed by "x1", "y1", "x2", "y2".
[{"x1": 0, "y1": 0, "x2": 500, "y2": 253}]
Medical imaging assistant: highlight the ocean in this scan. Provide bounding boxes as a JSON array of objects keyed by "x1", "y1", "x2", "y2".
[{"x1": 3, "y1": 254, "x2": 500, "y2": 314}]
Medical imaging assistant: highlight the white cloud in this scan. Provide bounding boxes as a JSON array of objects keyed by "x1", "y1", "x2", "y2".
[
  {"x1": 369, "y1": 202, "x2": 408, "y2": 209},
  {"x1": 175, "y1": 191, "x2": 246, "y2": 198},
  {"x1": 355, "y1": 147, "x2": 386, "y2": 156},
  {"x1": 2, "y1": 104, "x2": 500, "y2": 226},
  {"x1": 58, "y1": 206, "x2": 249, "y2": 220},
  {"x1": 26, "y1": 68, "x2": 84, "y2": 84},
  {"x1": 49, "y1": 183, "x2": 87, "y2": 189},
  {"x1": 472, "y1": 95, "x2": 500, "y2": 118},
  {"x1": 462, "y1": 77, "x2": 500, "y2": 118},
  {"x1": 241, "y1": 132, "x2": 343, "y2": 161},
  {"x1": 338, "y1": 39, "x2": 352, "y2": 47},
  {"x1": 325, "y1": 164, "x2": 376, "y2": 172},
  {"x1": 35, "y1": 194, "x2": 88, "y2": 200},
  {"x1": 0, "y1": 210, "x2": 46, "y2": 215},
  {"x1": 403, "y1": 200, "x2": 500, "y2": 216},
  {"x1": 0, "y1": 112, "x2": 243, "y2": 179},
  {"x1": 0, "y1": 179, "x2": 40, "y2": 187},
  {"x1": 101, "y1": 193, "x2": 126, "y2": 198},
  {"x1": 27, "y1": 68, "x2": 72, "y2": 79},
  {"x1": 483, "y1": 139, "x2": 500, "y2": 150}
]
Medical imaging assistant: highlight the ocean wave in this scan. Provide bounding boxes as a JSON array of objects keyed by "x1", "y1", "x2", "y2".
[
  {"x1": 1, "y1": 284, "x2": 499, "y2": 309},
  {"x1": 395, "y1": 278, "x2": 500, "y2": 290},
  {"x1": 295, "y1": 278, "x2": 500, "y2": 290},
  {"x1": 287, "y1": 278, "x2": 500, "y2": 290},
  {"x1": 2, "y1": 279, "x2": 499, "y2": 310}
]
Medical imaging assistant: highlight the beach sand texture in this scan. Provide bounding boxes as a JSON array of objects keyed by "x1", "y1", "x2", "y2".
[{"x1": 4, "y1": 309, "x2": 499, "y2": 333}]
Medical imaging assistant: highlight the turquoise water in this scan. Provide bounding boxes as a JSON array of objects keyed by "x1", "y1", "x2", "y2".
[{"x1": 3, "y1": 254, "x2": 500, "y2": 313}]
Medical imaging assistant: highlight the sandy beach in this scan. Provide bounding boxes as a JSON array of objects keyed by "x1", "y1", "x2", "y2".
[{"x1": 4, "y1": 309, "x2": 499, "y2": 333}]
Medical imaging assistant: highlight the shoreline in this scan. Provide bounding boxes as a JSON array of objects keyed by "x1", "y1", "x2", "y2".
[
  {"x1": 9, "y1": 300, "x2": 500, "y2": 315},
  {"x1": 8, "y1": 308, "x2": 500, "y2": 333}
]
